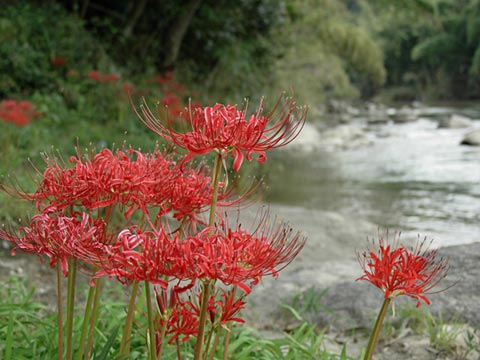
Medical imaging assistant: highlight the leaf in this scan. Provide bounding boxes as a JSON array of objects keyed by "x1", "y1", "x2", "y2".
[
  {"x1": 93, "y1": 324, "x2": 120, "y2": 360},
  {"x1": 4, "y1": 310, "x2": 14, "y2": 360},
  {"x1": 411, "y1": 33, "x2": 456, "y2": 63}
]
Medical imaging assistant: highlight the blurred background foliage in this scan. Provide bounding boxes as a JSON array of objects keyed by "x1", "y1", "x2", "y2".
[
  {"x1": 3, "y1": 0, "x2": 480, "y2": 106},
  {"x1": 0, "y1": 0, "x2": 479, "y2": 178}
]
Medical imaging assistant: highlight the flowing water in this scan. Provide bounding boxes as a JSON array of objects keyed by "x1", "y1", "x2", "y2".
[{"x1": 265, "y1": 104, "x2": 480, "y2": 248}]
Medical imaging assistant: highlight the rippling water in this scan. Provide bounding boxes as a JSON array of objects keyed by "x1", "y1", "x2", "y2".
[{"x1": 266, "y1": 105, "x2": 480, "y2": 247}]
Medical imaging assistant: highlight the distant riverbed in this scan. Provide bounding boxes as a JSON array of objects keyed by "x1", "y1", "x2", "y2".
[{"x1": 265, "y1": 103, "x2": 480, "y2": 248}]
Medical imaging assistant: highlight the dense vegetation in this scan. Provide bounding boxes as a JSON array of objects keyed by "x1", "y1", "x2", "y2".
[{"x1": 0, "y1": 0, "x2": 478, "y2": 213}]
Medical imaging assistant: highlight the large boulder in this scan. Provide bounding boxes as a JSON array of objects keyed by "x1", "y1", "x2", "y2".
[
  {"x1": 461, "y1": 129, "x2": 480, "y2": 146},
  {"x1": 438, "y1": 114, "x2": 472, "y2": 129}
]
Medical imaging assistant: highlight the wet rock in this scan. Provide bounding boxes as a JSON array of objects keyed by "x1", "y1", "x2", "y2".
[
  {"x1": 320, "y1": 125, "x2": 372, "y2": 150},
  {"x1": 438, "y1": 114, "x2": 472, "y2": 129},
  {"x1": 390, "y1": 106, "x2": 419, "y2": 123},
  {"x1": 461, "y1": 129, "x2": 480, "y2": 146}
]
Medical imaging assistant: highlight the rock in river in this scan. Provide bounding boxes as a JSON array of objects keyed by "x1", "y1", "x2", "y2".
[
  {"x1": 461, "y1": 129, "x2": 480, "y2": 146},
  {"x1": 438, "y1": 114, "x2": 472, "y2": 129}
]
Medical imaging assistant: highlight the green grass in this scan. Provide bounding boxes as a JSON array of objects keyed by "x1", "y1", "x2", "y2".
[{"x1": 0, "y1": 275, "x2": 359, "y2": 360}]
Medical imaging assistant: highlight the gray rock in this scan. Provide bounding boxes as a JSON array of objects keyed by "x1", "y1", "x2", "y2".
[
  {"x1": 461, "y1": 129, "x2": 480, "y2": 146},
  {"x1": 311, "y1": 242, "x2": 480, "y2": 331},
  {"x1": 245, "y1": 241, "x2": 480, "y2": 334},
  {"x1": 320, "y1": 125, "x2": 372, "y2": 150},
  {"x1": 390, "y1": 106, "x2": 419, "y2": 123},
  {"x1": 438, "y1": 114, "x2": 472, "y2": 129}
]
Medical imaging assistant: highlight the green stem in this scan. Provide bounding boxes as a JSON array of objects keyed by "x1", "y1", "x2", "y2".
[
  {"x1": 156, "y1": 310, "x2": 169, "y2": 360},
  {"x1": 222, "y1": 286, "x2": 237, "y2": 360},
  {"x1": 207, "y1": 326, "x2": 222, "y2": 360},
  {"x1": 192, "y1": 152, "x2": 223, "y2": 360},
  {"x1": 176, "y1": 337, "x2": 183, "y2": 360},
  {"x1": 203, "y1": 324, "x2": 214, "y2": 360},
  {"x1": 222, "y1": 324, "x2": 231, "y2": 360},
  {"x1": 66, "y1": 258, "x2": 77, "y2": 360},
  {"x1": 208, "y1": 152, "x2": 223, "y2": 228},
  {"x1": 85, "y1": 278, "x2": 102, "y2": 360},
  {"x1": 364, "y1": 297, "x2": 392, "y2": 360},
  {"x1": 57, "y1": 262, "x2": 64, "y2": 360},
  {"x1": 145, "y1": 281, "x2": 157, "y2": 360},
  {"x1": 76, "y1": 283, "x2": 96, "y2": 360},
  {"x1": 119, "y1": 280, "x2": 140, "y2": 357},
  {"x1": 193, "y1": 280, "x2": 212, "y2": 360}
]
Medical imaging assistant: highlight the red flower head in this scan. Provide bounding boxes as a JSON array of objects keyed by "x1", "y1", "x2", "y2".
[
  {"x1": 88, "y1": 71, "x2": 119, "y2": 83},
  {"x1": 136, "y1": 94, "x2": 307, "y2": 171},
  {"x1": 51, "y1": 57, "x2": 67, "y2": 66},
  {"x1": 357, "y1": 233, "x2": 449, "y2": 307},
  {"x1": 0, "y1": 210, "x2": 107, "y2": 277},
  {"x1": 180, "y1": 209, "x2": 307, "y2": 294},
  {"x1": 88, "y1": 71, "x2": 102, "y2": 81},
  {"x1": 0, "y1": 100, "x2": 41, "y2": 127},
  {"x1": 93, "y1": 226, "x2": 187, "y2": 287}
]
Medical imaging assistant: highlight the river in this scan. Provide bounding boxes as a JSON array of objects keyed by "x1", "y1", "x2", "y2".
[{"x1": 265, "y1": 104, "x2": 480, "y2": 249}]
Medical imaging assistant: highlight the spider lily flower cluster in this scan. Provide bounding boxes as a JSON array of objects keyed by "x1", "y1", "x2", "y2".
[
  {"x1": 357, "y1": 234, "x2": 449, "y2": 307},
  {"x1": 357, "y1": 233, "x2": 450, "y2": 360},
  {"x1": 0, "y1": 99, "x2": 41, "y2": 127},
  {"x1": 1, "y1": 94, "x2": 308, "y2": 360}
]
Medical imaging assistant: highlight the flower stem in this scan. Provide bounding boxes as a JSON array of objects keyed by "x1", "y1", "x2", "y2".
[
  {"x1": 119, "y1": 280, "x2": 140, "y2": 357},
  {"x1": 66, "y1": 258, "x2": 77, "y2": 360},
  {"x1": 56, "y1": 262, "x2": 64, "y2": 360},
  {"x1": 193, "y1": 280, "x2": 212, "y2": 360},
  {"x1": 76, "y1": 282, "x2": 96, "y2": 360},
  {"x1": 364, "y1": 297, "x2": 392, "y2": 360},
  {"x1": 176, "y1": 337, "x2": 183, "y2": 360},
  {"x1": 85, "y1": 278, "x2": 102, "y2": 360},
  {"x1": 207, "y1": 325, "x2": 222, "y2": 360},
  {"x1": 156, "y1": 309, "x2": 169, "y2": 360},
  {"x1": 222, "y1": 324, "x2": 231, "y2": 360},
  {"x1": 145, "y1": 281, "x2": 157, "y2": 360},
  {"x1": 222, "y1": 286, "x2": 237, "y2": 360},
  {"x1": 193, "y1": 152, "x2": 223, "y2": 360},
  {"x1": 208, "y1": 152, "x2": 223, "y2": 228}
]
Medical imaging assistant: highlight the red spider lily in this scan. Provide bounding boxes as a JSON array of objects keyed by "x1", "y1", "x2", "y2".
[
  {"x1": 155, "y1": 286, "x2": 244, "y2": 348},
  {"x1": 0, "y1": 100, "x2": 41, "y2": 127},
  {"x1": 94, "y1": 209, "x2": 305, "y2": 292},
  {"x1": 210, "y1": 288, "x2": 246, "y2": 325},
  {"x1": 3, "y1": 146, "x2": 256, "y2": 222},
  {"x1": 178, "y1": 211, "x2": 306, "y2": 294},
  {"x1": 136, "y1": 94, "x2": 307, "y2": 171},
  {"x1": 88, "y1": 71, "x2": 119, "y2": 83},
  {"x1": 159, "y1": 297, "x2": 199, "y2": 345},
  {"x1": 93, "y1": 226, "x2": 188, "y2": 287},
  {"x1": 155, "y1": 284, "x2": 199, "y2": 346},
  {"x1": 154, "y1": 71, "x2": 174, "y2": 85},
  {"x1": 51, "y1": 57, "x2": 67, "y2": 66},
  {"x1": 357, "y1": 233, "x2": 449, "y2": 307},
  {"x1": 0, "y1": 210, "x2": 108, "y2": 277},
  {"x1": 27, "y1": 148, "x2": 166, "y2": 215},
  {"x1": 121, "y1": 83, "x2": 136, "y2": 96}
]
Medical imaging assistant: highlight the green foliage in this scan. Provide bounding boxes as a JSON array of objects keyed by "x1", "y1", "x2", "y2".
[
  {"x1": 268, "y1": 0, "x2": 386, "y2": 104},
  {"x1": 0, "y1": 3, "x2": 108, "y2": 96},
  {"x1": 0, "y1": 275, "x2": 356, "y2": 359},
  {"x1": 411, "y1": 33, "x2": 458, "y2": 64},
  {"x1": 368, "y1": 0, "x2": 480, "y2": 99}
]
